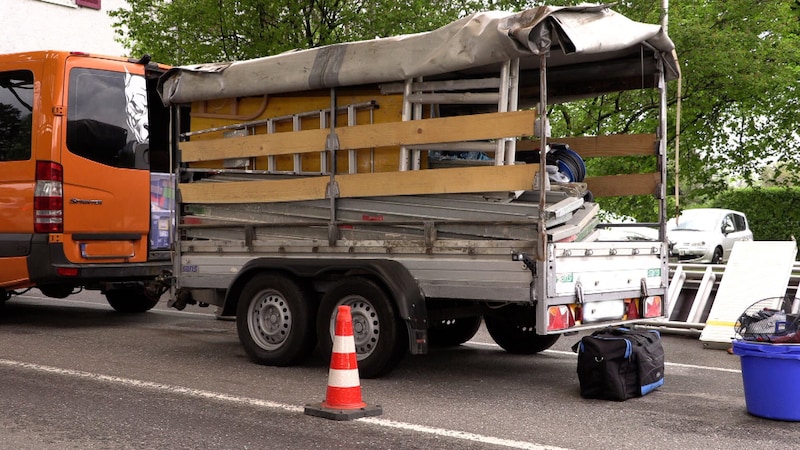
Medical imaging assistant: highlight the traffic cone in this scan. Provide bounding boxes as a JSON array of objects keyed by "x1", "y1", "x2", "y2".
[{"x1": 304, "y1": 305, "x2": 382, "y2": 420}]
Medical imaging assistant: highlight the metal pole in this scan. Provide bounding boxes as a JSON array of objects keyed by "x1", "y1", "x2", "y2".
[
  {"x1": 327, "y1": 88, "x2": 340, "y2": 246},
  {"x1": 495, "y1": 60, "x2": 510, "y2": 165},
  {"x1": 537, "y1": 53, "x2": 548, "y2": 262}
]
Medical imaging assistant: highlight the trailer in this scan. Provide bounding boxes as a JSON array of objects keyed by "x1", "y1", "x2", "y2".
[{"x1": 159, "y1": 5, "x2": 680, "y2": 377}]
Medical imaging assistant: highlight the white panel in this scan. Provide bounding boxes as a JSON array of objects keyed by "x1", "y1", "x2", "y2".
[{"x1": 700, "y1": 241, "x2": 797, "y2": 345}]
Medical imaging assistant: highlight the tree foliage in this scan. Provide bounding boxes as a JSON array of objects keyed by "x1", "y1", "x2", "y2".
[
  {"x1": 110, "y1": 0, "x2": 800, "y2": 222},
  {"x1": 110, "y1": 0, "x2": 495, "y2": 65}
]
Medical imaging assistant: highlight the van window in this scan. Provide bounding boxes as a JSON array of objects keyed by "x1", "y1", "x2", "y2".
[
  {"x1": 67, "y1": 68, "x2": 148, "y2": 169},
  {"x1": 0, "y1": 70, "x2": 34, "y2": 161}
]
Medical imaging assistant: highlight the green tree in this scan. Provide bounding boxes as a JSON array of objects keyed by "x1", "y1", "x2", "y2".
[
  {"x1": 668, "y1": 0, "x2": 800, "y2": 204},
  {"x1": 111, "y1": 0, "x2": 800, "y2": 223},
  {"x1": 542, "y1": 1, "x2": 800, "y2": 221},
  {"x1": 110, "y1": 0, "x2": 486, "y2": 65}
]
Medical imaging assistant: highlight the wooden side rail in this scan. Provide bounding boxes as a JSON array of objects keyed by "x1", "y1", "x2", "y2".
[
  {"x1": 585, "y1": 172, "x2": 660, "y2": 197},
  {"x1": 516, "y1": 133, "x2": 657, "y2": 157},
  {"x1": 179, "y1": 164, "x2": 539, "y2": 204},
  {"x1": 180, "y1": 110, "x2": 537, "y2": 163}
]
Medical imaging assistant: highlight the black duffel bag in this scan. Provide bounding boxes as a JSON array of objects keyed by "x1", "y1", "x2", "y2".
[{"x1": 573, "y1": 327, "x2": 665, "y2": 401}]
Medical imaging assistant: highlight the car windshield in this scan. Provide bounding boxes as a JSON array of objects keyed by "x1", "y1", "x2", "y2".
[{"x1": 668, "y1": 210, "x2": 720, "y2": 232}]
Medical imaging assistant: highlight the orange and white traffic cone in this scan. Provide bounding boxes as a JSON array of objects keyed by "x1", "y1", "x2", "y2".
[{"x1": 304, "y1": 305, "x2": 382, "y2": 420}]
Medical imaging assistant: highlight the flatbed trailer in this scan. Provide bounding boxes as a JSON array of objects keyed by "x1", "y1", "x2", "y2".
[{"x1": 160, "y1": 5, "x2": 680, "y2": 377}]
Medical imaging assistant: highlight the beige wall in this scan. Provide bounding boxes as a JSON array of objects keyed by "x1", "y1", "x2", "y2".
[{"x1": 1, "y1": 0, "x2": 129, "y2": 56}]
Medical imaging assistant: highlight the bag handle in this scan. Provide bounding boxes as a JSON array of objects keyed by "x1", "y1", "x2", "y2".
[{"x1": 592, "y1": 326, "x2": 658, "y2": 343}]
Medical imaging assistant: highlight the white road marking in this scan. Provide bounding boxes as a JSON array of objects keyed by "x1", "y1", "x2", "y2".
[
  {"x1": 0, "y1": 358, "x2": 568, "y2": 450},
  {"x1": 359, "y1": 417, "x2": 569, "y2": 450}
]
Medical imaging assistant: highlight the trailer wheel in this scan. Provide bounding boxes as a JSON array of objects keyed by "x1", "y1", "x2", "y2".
[
  {"x1": 236, "y1": 274, "x2": 315, "y2": 367},
  {"x1": 428, "y1": 316, "x2": 482, "y2": 347},
  {"x1": 316, "y1": 277, "x2": 406, "y2": 379},
  {"x1": 484, "y1": 315, "x2": 560, "y2": 354},
  {"x1": 105, "y1": 285, "x2": 161, "y2": 313}
]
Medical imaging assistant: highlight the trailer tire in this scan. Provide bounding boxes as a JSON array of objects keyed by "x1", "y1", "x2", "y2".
[
  {"x1": 105, "y1": 286, "x2": 161, "y2": 313},
  {"x1": 317, "y1": 277, "x2": 406, "y2": 379},
  {"x1": 236, "y1": 274, "x2": 315, "y2": 367},
  {"x1": 484, "y1": 315, "x2": 560, "y2": 354},
  {"x1": 428, "y1": 316, "x2": 482, "y2": 347}
]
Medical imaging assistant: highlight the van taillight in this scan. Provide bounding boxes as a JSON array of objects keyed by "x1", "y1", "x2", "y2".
[{"x1": 34, "y1": 161, "x2": 64, "y2": 233}]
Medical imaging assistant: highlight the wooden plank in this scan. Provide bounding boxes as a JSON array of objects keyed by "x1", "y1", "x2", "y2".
[
  {"x1": 516, "y1": 133, "x2": 656, "y2": 157},
  {"x1": 585, "y1": 172, "x2": 659, "y2": 197},
  {"x1": 180, "y1": 164, "x2": 539, "y2": 204},
  {"x1": 180, "y1": 110, "x2": 537, "y2": 163}
]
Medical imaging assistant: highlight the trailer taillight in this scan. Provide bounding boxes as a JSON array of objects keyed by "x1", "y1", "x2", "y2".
[
  {"x1": 643, "y1": 296, "x2": 663, "y2": 318},
  {"x1": 547, "y1": 305, "x2": 575, "y2": 331},
  {"x1": 34, "y1": 161, "x2": 64, "y2": 233},
  {"x1": 625, "y1": 298, "x2": 640, "y2": 320}
]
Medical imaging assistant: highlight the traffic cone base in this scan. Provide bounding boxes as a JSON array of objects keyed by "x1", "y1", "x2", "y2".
[
  {"x1": 303, "y1": 402, "x2": 383, "y2": 421},
  {"x1": 304, "y1": 305, "x2": 382, "y2": 421}
]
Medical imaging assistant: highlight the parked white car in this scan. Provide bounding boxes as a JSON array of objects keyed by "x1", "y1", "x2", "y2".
[{"x1": 667, "y1": 208, "x2": 753, "y2": 264}]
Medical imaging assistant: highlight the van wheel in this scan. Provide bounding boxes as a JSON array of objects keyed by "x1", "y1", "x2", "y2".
[
  {"x1": 236, "y1": 273, "x2": 315, "y2": 367},
  {"x1": 39, "y1": 284, "x2": 74, "y2": 299},
  {"x1": 105, "y1": 286, "x2": 161, "y2": 313},
  {"x1": 428, "y1": 316, "x2": 482, "y2": 347},
  {"x1": 484, "y1": 315, "x2": 560, "y2": 354},
  {"x1": 316, "y1": 277, "x2": 406, "y2": 379}
]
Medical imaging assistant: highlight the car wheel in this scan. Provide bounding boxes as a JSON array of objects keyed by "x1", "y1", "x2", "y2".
[{"x1": 711, "y1": 247, "x2": 723, "y2": 264}]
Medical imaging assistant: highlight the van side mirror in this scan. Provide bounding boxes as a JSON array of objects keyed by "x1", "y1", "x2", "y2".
[{"x1": 723, "y1": 224, "x2": 734, "y2": 234}]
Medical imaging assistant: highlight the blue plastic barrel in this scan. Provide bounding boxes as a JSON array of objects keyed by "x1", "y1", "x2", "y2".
[{"x1": 732, "y1": 340, "x2": 800, "y2": 421}]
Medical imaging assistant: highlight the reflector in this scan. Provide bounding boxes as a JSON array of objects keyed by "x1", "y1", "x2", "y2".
[
  {"x1": 56, "y1": 267, "x2": 79, "y2": 277},
  {"x1": 644, "y1": 296, "x2": 662, "y2": 318},
  {"x1": 547, "y1": 305, "x2": 573, "y2": 331},
  {"x1": 625, "y1": 299, "x2": 640, "y2": 320}
]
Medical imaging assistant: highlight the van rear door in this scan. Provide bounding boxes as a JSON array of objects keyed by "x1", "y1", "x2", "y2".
[
  {"x1": 60, "y1": 56, "x2": 151, "y2": 264},
  {"x1": 0, "y1": 64, "x2": 37, "y2": 288}
]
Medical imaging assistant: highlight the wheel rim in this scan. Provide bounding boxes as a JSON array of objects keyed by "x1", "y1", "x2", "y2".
[
  {"x1": 248, "y1": 289, "x2": 292, "y2": 351},
  {"x1": 331, "y1": 295, "x2": 379, "y2": 361}
]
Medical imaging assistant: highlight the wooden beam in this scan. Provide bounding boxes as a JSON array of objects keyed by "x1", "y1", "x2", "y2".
[
  {"x1": 180, "y1": 164, "x2": 539, "y2": 204},
  {"x1": 516, "y1": 133, "x2": 657, "y2": 158},
  {"x1": 180, "y1": 110, "x2": 537, "y2": 163},
  {"x1": 585, "y1": 172, "x2": 659, "y2": 198}
]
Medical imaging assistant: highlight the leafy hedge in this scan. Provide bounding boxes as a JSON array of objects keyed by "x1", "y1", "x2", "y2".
[{"x1": 706, "y1": 187, "x2": 800, "y2": 244}]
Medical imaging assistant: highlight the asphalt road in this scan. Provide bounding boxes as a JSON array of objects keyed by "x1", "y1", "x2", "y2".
[{"x1": 1, "y1": 290, "x2": 798, "y2": 449}]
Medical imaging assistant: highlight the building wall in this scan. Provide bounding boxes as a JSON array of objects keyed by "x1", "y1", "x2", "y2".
[{"x1": 1, "y1": 0, "x2": 129, "y2": 56}]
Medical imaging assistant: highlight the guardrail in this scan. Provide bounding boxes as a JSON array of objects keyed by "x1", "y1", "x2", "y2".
[{"x1": 643, "y1": 262, "x2": 800, "y2": 336}]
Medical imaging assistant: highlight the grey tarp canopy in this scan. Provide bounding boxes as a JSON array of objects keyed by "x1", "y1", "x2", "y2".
[{"x1": 158, "y1": 4, "x2": 680, "y2": 106}]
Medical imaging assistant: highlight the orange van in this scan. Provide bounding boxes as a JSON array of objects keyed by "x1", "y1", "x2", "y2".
[{"x1": 0, "y1": 51, "x2": 173, "y2": 312}]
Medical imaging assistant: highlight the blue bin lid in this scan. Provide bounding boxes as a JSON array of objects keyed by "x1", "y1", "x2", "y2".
[{"x1": 732, "y1": 340, "x2": 800, "y2": 359}]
